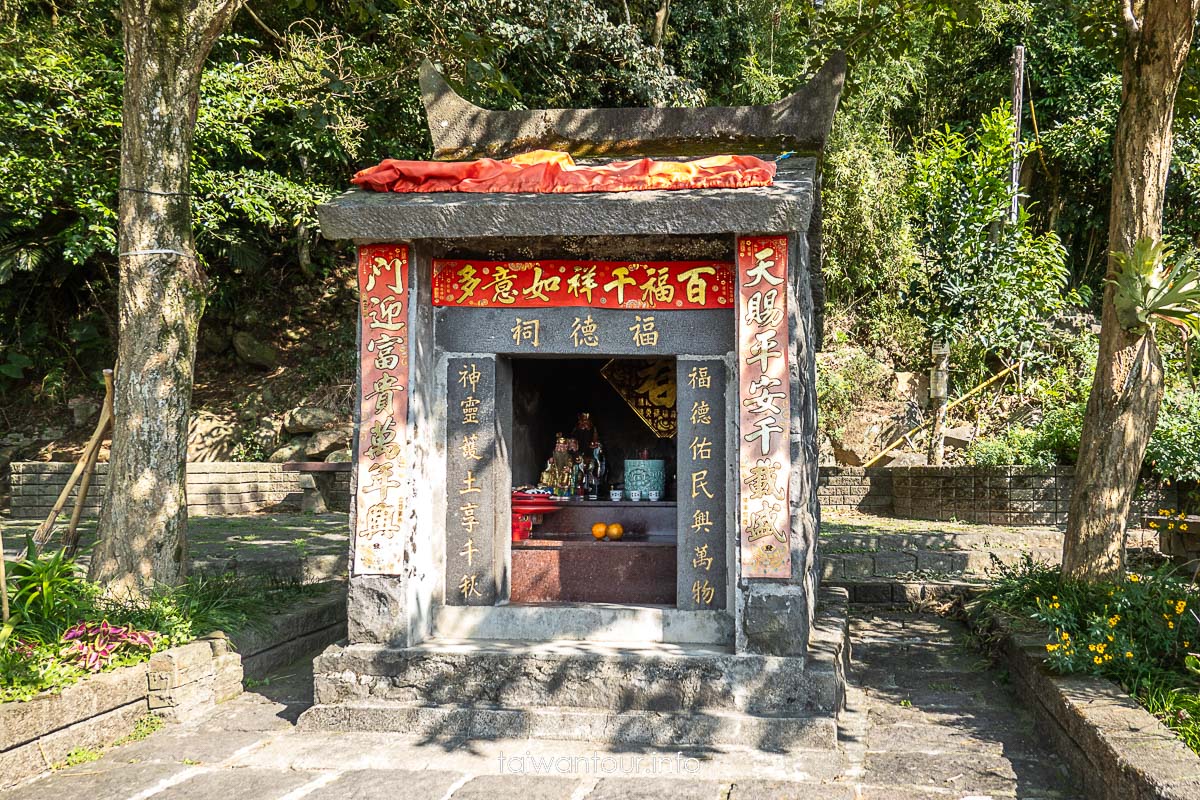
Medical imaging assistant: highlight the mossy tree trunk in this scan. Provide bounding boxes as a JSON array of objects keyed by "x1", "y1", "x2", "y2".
[
  {"x1": 1063, "y1": 0, "x2": 1199, "y2": 582},
  {"x1": 88, "y1": 0, "x2": 242, "y2": 594}
]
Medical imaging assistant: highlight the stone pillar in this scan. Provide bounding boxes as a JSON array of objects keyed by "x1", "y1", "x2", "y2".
[
  {"x1": 676, "y1": 357, "x2": 729, "y2": 610},
  {"x1": 445, "y1": 356, "x2": 500, "y2": 606},
  {"x1": 735, "y1": 233, "x2": 819, "y2": 657},
  {"x1": 347, "y1": 243, "x2": 413, "y2": 647}
]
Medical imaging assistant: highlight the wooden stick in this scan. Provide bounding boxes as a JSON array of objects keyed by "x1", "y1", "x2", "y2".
[
  {"x1": 64, "y1": 371, "x2": 113, "y2": 557},
  {"x1": 21, "y1": 369, "x2": 114, "y2": 559},
  {"x1": 0, "y1": 524, "x2": 9, "y2": 624},
  {"x1": 862, "y1": 363, "x2": 1019, "y2": 469}
]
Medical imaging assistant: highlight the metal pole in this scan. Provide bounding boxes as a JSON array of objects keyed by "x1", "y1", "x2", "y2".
[{"x1": 1010, "y1": 44, "x2": 1026, "y2": 225}]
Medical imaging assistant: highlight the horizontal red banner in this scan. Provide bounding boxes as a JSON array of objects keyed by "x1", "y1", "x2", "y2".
[{"x1": 432, "y1": 259, "x2": 734, "y2": 310}]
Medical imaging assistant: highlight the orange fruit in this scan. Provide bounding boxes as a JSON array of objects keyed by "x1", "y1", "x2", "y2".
[
  {"x1": 591, "y1": 522, "x2": 608, "y2": 540},
  {"x1": 606, "y1": 523, "x2": 624, "y2": 541}
]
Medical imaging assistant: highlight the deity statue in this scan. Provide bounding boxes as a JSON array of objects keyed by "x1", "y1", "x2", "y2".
[
  {"x1": 569, "y1": 412, "x2": 598, "y2": 453},
  {"x1": 591, "y1": 438, "x2": 608, "y2": 493},
  {"x1": 538, "y1": 434, "x2": 578, "y2": 497},
  {"x1": 538, "y1": 421, "x2": 608, "y2": 500}
]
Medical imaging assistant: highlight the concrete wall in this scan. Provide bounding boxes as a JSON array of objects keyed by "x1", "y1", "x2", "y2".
[
  {"x1": 9, "y1": 462, "x2": 351, "y2": 518},
  {"x1": 818, "y1": 465, "x2": 1177, "y2": 527}
]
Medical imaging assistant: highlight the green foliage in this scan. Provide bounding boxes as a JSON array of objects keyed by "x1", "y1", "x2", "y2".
[
  {"x1": 54, "y1": 747, "x2": 102, "y2": 769},
  {"x1": 1, "y1": 548, "x2": 324, "y2": 701},
  {"x1": 978, "y1": 556, "x2": 1200, "y2": 754},
  {"x1": 908, "y1": 104, "x2": 1072, "y2": 363},
  {"x1": 1145, "y1": 390, "x2": 1200, "y2": 484},
  {"x1": 5, "y1": 547, "x2": 96, "y2": 643},
  {"x1": 963, "y1": 426, "x2": 1056, "y2": 468},
  {"x1": 816, "y1": 348, "x2": 892, "y2": 435},
  {"x1": 1109, "y1": 239, "x2": 1200, "y2": 337},
  {"x1": 113, "y1": 714, "x2": 165, "y2": 745}
]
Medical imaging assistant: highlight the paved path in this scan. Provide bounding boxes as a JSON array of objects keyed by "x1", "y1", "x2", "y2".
[
  {"x1": 1, "y1": 610, "x2": 1080, "y2": 800},
  {"x1": 1, "y1": 514, "x2": 349, "y2": 579}
]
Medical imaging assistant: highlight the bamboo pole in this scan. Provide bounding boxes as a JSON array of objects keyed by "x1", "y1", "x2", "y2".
[
  {"x1": 862, "y1": 363, "x2": 1019, "y2": 469},
  {"x1": 64, "y1": 370, "x2": 114, "y2": 557},
  {"x1": 1, "y1": 524, "x2": 9, "y2": 625},
  {"x1": 20, "y1": 369, "x2": 114, "y2": 559}
]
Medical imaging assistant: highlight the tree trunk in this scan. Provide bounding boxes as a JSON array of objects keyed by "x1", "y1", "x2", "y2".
[
  {"x1": 89, "y1": 0, "x2": 241, "y2": 594},
  {"x1": 1062, "y1": 0, "x2": 1198, "y2": 582},
  {"x1": 651, "y1": 0, "x2": 670, "y2": 48}
]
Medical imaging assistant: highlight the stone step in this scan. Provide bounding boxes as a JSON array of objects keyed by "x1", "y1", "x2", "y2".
[
  {"x1": 829, "y1": 579, "x2": 983, "y2": 605},
  {"x1": 297, "y1": 701, "x2": 839, "y2": 750},
  {"x1": 822, "y1": 547, "x2": 1060, "y2": 581},
  {"x1": 313, "y1": 638, "x2": 844, "y2": 717},
  {"x1": 432, "y1": 602, "x2": 732, "y2": 645},
  {"x1": 822, "y1": 530, "x2": 1065, "y2": 552}
]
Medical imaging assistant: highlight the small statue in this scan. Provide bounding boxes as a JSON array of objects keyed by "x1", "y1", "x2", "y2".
[
  {"x1": 570, "y1": 412, "x2": 598, "y2": 453},
  {"x1": 571, "y1": 455, "x2": 586, "y2": 499},
  {"x1": 581, "y1": 454, "x2": 599, "y2": 499},
  {"x1": 591, "y1": 438, "x2": 608, "y2": 492}
]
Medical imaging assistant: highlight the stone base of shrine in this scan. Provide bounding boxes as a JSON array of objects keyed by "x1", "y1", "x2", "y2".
[{"x1": 300, "y1": 588, "x2": 849, "y2": 749}]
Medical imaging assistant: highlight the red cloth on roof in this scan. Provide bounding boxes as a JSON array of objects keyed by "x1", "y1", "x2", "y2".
[{"x1": 350, "y1": 150, "x2": 775, "y2": 193}]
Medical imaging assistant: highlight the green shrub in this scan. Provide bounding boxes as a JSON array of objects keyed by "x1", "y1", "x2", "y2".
[
  {"x1": 963, "y1": 426, "x2": 1056, "y2": 469},
  {"x1": 1146, "y1": 390, "x2": 1200, "y2": 483},
  {"x1": 977, "y1": 556, "x2": 1200, "y2": 754},
  {"x1": 1, "y1": 549, "x2": 324, "y2": 702},
  {"x1": 817, "y1": 348, "x2": 892, "y2": 435}
]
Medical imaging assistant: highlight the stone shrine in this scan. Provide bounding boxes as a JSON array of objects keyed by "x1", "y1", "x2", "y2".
[{"x1": 301, "y1": 55, "x2": 852, "y2": 748}]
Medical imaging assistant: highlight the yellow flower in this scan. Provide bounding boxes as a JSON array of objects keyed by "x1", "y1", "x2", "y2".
[
  {"x1": 1150, "y1": 521, "x2": 1160, "y2": 529},
  {"x1": 1126, "y1": 651, "x2": 1134, "y2": 659},
  {"x1": 1129, "y1": 574, "x2": 1141, "y2": 583},
  {"x1": 1046, "y1": 643, "x2": 1060, "y2": 652},
  {"x1": 1088, "y1": 644, "x2": 1097, "y2": 652},
  {"x1": 1177, "y1": 601, "x2": 1187, "y2": 615},
  {"x1": 1104, "y1": 654, "x2": 1113, "y2": 662},
  {"x1": 1169, "y1": 622, "x2": 1176, "y2": 630},
  {"x1": 1109, "y1": 615, "x2": 1121, "y2": 627},
  {"x1": 1093, "y1": 656, "x2": 1103, "y2": 664},
  {"x1": 1097, "y1": 643, "x2": 1107, "y2": 654},
  {"x1": 1182, "y1": 523, "x2": 1190, "y2": 532},
  {"x1": 1185, "y1": 642, "x2": 1191, "y2": 648},
  {"x1": 1107, "y1": 635, "x2": 1114, "y2": 642}
]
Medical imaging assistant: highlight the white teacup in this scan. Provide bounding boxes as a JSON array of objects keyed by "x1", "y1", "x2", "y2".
[
  {"x1": 610, "y1": 490, "x2": 623, "y2": 502},
  {"x1": 628, "y1": 490, "x2": 642, "y2": 502},
  {"x1": 647, "y1": 490, "x2": 661, "y2": 502}
]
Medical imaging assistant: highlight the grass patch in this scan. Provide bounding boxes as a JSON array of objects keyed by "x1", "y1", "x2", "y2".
[
  {"x1": 54, "y1": 747, "x2": 101, "y2": 769},
  {"x1": 112, "y1": 713, "x2": 165, "y2": 746}
]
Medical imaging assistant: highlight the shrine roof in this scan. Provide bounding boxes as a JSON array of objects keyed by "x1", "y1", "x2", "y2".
[{"x1": 317, "y1": 159, "x2": 815, "y2": 243}]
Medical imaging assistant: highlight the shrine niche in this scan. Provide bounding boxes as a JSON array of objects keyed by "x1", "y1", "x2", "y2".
[{"x1": 303, "y1": 52, "x2": 848, "y2": 746}]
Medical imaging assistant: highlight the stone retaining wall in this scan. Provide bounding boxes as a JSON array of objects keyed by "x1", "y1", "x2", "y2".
[
  {"x1": 983, "y1": 613, "x2": 1200, "y2": 799},
  {"x1": 819, "y1": 465, "x2": 1177, "y2": 527},
  {"x1": 0, "y1": 587, "x2": 347, "y2": 790},
  {"x1": 816, "y1": 467, "x2": 893, "y2": 514},
  {"x1": 8, "y1": 461, "x2": 351, "y2": 518}
]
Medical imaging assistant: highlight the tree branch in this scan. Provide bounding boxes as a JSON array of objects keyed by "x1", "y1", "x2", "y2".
[{"x1": 243, "y1": 3, "x2": 283, "y2": 45}]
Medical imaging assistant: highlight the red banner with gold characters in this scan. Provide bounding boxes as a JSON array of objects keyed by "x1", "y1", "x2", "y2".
[
  {"x1": 737, "y1": 236, "x2": 792, "y2": 579},
  {"x1": 432, "y1": 259, "x2": 734, "y2": 310},
  {"x1": 354, "y1": 244, "x2": 410, "y2": 575}
]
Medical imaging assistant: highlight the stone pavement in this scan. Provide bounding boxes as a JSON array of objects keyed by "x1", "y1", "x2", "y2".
[
  {"x1": 1, "y1": 608, "x2": 1081, "y2": 800},
  {"x1": 0, "y1": 514, "x2": 350, "y2": 580}
]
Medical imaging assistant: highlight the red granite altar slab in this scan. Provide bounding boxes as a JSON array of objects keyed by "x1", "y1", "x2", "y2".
[{"x1": 511, "y1": 540, "x2": 676, "y2": 604}]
